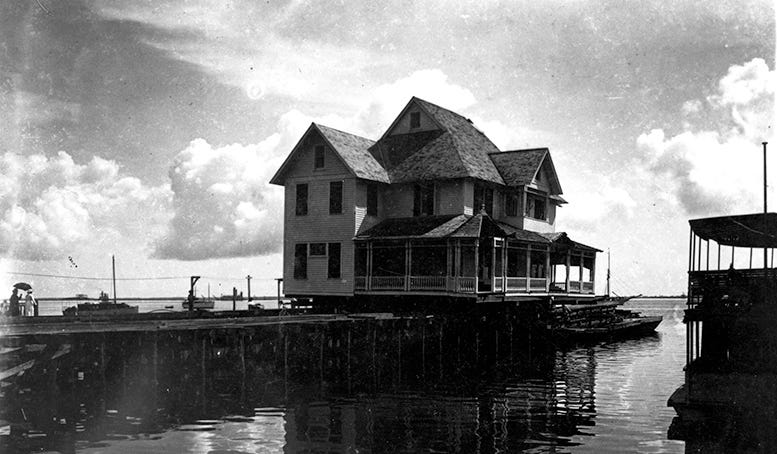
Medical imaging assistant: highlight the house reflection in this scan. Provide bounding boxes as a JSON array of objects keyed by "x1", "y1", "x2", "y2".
[{"x1": 1, "y1": 314, "x2": 599, "y2": 453}]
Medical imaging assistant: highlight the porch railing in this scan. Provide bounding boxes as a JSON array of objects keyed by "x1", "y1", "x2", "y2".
[
  {"x1": 505, "y1": 277, "x2": 527, "y2": 291},
  {"x1": 568, "y1": 281, "x2": 581, "y2": 292},
  {"x1": 582, "y1": 282, "x2": 594, "y2": 293},
  {"x1": 529, "y1": 278, "x2": 547, "y2": 291},
  {"x1": 457, "y1": 277, "x2": 476, "y2": 292},
  {"x1": 354, "y1": 276, "x2": 367, "y2": 291},
  {"x1": 370, "y1": 276, "x2": 405, "y2": 290},
  {"x1": 409, "y1": 276, "x2": 447, "y2": 291},
  {"x1": 493, "y1": 277, "x2": 504, "y2": 292}
]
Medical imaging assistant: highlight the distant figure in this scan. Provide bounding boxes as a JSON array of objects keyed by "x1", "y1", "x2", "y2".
[
  {"x1": 8, "y1": 289, "x2": 20, "y2": 317},
  {"x1": 187, "y1": 290, "x2": 195, "y2": 311},
  {"x1": 24, "y1": 290, "x2": 35, "y2": 317}
]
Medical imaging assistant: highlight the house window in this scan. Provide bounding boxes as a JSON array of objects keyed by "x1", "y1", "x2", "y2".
[
  {"x1": 410, "y1": 111, "x2": 421, "y2": 129},
  {"x1": 413, "y1": 183, "x2": 434, "y2": 216},
  {"x1": 367, "y1": 183, "x2": 378, "y2": 216},
  {"x1": 329, "y1": 181, "x2": 343, "y2": 214},
  {"x1": 526, "y1": 193, "x2": 547, "y2": 220},
  {"x1": 314, "y1": 145, "x2": 325, "y2": 169},
  {"x1": 506, "y1": 193, "x2": 519, "y2": 217},
  {"x1": 328, "y1": 242, "x2": 341, "y2": 278},
  {"x1": 295, "y1": 184, "x2": 308, "y2": 216},
  {"x1": 294, "y1": 244, "x2": 307, "y2": 279},
  {"x1": 473, "y1": 183, "x2": 493, "y2": 215},
  {"x1": 309, "y1": 243, "x2": 326, "y2": 256}
]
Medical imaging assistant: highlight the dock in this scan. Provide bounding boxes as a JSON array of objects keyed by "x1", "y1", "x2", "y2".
[{"x1": 0, "y1": 312, "x2": 380, "y2": 336}]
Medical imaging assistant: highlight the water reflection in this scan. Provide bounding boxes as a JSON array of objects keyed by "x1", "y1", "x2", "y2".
[{"x1": 0, "y1": 311, "x2": 672, "y2": 453}]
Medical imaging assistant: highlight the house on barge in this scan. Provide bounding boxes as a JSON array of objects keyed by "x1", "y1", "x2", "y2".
[{"x1": 270, "y1": 97, "x2": 600, "y2": 309}]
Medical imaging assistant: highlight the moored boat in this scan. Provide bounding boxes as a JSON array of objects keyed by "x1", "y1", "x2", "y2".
[
  {"x1": 180, "y1": 298, "x2": 215, "y2": 310},
  {"x1": 667, "y1": 212, "x2": 777, "y2": 449}
]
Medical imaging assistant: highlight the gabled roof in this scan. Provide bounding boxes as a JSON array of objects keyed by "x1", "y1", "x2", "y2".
[
  {"x1": 489, "y1": 148, "x2": 563, "y2": 194},
  {"x1": 368, "y1": 97, "x2": 505, "y2": 185},
  {"x1": 270, "y1": 123, "x2": 388, "y2": 185}
]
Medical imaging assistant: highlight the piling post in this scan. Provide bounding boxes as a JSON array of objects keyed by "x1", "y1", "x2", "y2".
[
  {"x1": 438, "y1": 320, "x2": 443, "y2": 382},
  {"x1": 283, "y1": 326, "x2": 288, "y2": 403},
  {"x1": 347, "y1": 326, "x2": 352, "y2": 394},
  {"x1": 319, "y1": 326, "x2": 324, "y2": 395},
  {"x1": 233, "y1": 287, "x2": 237, "y2": 312},
  {"x1": 421, "y1": 321, "x2": 426, "y2": 380},
  {"x1": 372, "y1": 322, "x2": 377, "y2": 391}
]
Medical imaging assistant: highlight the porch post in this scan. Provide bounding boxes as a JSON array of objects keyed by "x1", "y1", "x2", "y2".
[
  {"x1": 455, "y1": 239, "x2": 461, "y2": 292},
  {"x1": 446, "y1": 239, "x2": 452, "y2": 291},
  {"x1": 565, "y1": 249, "x2": 571, "y2": 293},
  {"x1": 491, "y1": 238, "x2": 497, "y2": 291},
  {"x1": 367, "y1": 242, "x2": 373, "y2": 291},
  {"x1": 579, "y1": 253, "x2": 584, "y2": 286},
  {"x1": 526, "y1": 244, "x2": 531, "y2": 292},
  {"x1": 545, "y1": 246, "x2": 551, "y2": 292},
  {"x1": 590, "y1": 254, "x2": 596, "y2": 294},
  {"x1": 405, "y1": 240, "x2": 411, "y2": 291},
  {"x1": 474, "y1": 240, "x2": 479, "y2": 292},
  {"x1": 503, "y1": 240, "x2": 508, "y2": 283}
]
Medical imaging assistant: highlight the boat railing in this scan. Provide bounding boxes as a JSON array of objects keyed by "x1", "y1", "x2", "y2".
[{"x1": 687, "y1": 269, "x2": 777, "y2": 310}]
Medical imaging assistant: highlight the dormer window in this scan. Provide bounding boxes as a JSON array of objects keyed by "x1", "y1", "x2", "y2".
[
  {"x1": 413, "y1": 182, "x2": 434, "y2": 216},
  {"x1": 410, "y1": 112, "x2": 421, "y2": 129},
  {"x1": 314, "y1": 145, "x2": 325, "y2": 169},
  {"x1": 526, "y1": 192, "x2": 547, "y2": 220}
]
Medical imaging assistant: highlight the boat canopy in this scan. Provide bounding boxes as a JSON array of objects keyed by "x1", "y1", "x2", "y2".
[{"x1": 690, "y1": 213, "x2": 777, "y2": 248}]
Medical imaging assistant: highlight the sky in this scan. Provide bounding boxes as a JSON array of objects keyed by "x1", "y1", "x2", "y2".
[{"x1": 0, "y1": 0, "x2": 774, "y2": 298}]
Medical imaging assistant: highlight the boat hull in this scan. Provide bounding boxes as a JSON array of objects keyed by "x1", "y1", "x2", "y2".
[{"x1": 555, "y1": 315, "x2": 662, "y2": 341}]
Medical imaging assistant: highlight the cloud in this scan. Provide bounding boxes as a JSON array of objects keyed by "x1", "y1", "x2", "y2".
[
  {"x1": 0, "y1": 151, "x2": 171, "y2": 260},
  {"x1": 153, "y1": 109, "x2": 320, "y2": 261},
  {"x1": 637, "y1": 58, "x2": 775, "y2": 216}
]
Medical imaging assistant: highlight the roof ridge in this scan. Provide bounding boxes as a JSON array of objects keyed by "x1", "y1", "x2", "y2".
[
  {"x1": 411, "y1": 97, "x2": 473, "y2": 123},
  {"x1": 314, "y1": 123, "x2": 375, "y2": 143},
  {"x1": 490, "y1": 148, "x2": 549, "y2": 155}
]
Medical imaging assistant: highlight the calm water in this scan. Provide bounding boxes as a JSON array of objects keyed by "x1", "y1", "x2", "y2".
[{"x1": 1, "y1": 298, "x2": 687, "y2": 453}]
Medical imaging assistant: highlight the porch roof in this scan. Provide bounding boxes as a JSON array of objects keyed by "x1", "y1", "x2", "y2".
[
  {"x1": 542, "y1": 232, "x2": 602, "y2": 252},
  {"x1": 356, "y1": 214, "x2": 556, "y2": 242}
]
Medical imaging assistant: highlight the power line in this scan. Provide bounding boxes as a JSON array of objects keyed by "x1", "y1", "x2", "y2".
[{"x1": 4, "y1": 271, "x2": 279, "y2": 281}]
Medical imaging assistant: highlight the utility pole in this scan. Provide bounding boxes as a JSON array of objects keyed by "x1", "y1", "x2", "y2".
[
  {"x1": 112, "y1": 255, "x2": 117, "y2": 304},
  {"x1": 246, "y1": 275, "x2": 252, "y2": 302}
]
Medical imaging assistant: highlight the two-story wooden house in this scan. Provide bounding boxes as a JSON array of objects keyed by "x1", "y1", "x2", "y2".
[{"x1": 270, "y1": 97, "x2": 599, "y2": 308}]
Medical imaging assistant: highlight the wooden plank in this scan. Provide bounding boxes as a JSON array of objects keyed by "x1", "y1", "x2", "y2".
[{"x1": 0, "y1": 359, "x2": 35, "y2": 381}]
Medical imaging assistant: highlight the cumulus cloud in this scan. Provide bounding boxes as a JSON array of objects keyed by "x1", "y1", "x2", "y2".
[
  {"x1": 637, "y1": 58, "x2": 775, "y2": 215},
  {"x1": 152, "y1": 107, "x2": 323, "y2": 261},
  {"x1": 0, "y1": 151, "x2": 171, "y2": 260},
  {"x1": 153, "y1": 137, "x2": 286, "y2": 260}
]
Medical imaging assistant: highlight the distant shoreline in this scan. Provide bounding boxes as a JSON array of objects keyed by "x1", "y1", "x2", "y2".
[{"x1": 37, "y1": 295, "x2": 282, "y2": 301}]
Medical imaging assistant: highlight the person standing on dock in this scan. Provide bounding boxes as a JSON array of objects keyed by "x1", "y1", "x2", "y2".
[
  {"x1": 24, "y1": 290, "x2": 36, "y2": 317},
  {"x1": 8, "y1": 289, "x2": 20, "y2": 316}
]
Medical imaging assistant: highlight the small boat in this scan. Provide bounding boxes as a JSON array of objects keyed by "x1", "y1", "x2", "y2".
[
  {"x1": 555, "y1": 312, "x2": 662, "y2": 341},
  {"x1": 552, "y1": 301, "x2": 662, "y2": 341},
  {"x1": 181, "y1": 298, "x2": 215, "y2": 310},
  {"x1": 63, "y1": 301, "x2": 139, "y2": 317}
]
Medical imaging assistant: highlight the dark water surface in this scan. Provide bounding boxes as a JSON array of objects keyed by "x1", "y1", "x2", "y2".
[{"x1": 1, "y1": 298, "x2": 686, "y2": 453}]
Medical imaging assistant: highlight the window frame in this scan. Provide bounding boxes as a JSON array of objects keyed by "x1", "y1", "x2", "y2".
[
  {"x1": 413, "y1": 182, "x2": 435, "y2": 216},
  {"x1": 410, "y1": 111, "x2": 421, "y2": 129},
  {"x1": 309, "y1": 243, "x2": 327, "y2": 256},
  {"x1": 314, "y1": 145, "x2": 325, "y2": 169},
  {"x1": 295, "y1": 183, "x2": 308, "y2": 216},
  {"x1": 327, "y1": 242, "x2": 341, "y2": 279},
  {"x1": 367, "y1": 183, "x2": 378, "y2": 216},
  {"x1": 329, "y1": 180, "x2": 343, "y2": 215},
  {"x1": 294, "y1": 243, "x2": 308, "y2": 279},
  {"x1": 505, "y1": 192, "x2": 519, "y2": 217}
]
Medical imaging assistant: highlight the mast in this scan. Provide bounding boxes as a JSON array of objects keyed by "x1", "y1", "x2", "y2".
[
  {"x1": 112, "y1": 255, "x2": 117, "y2": 304},
  {"x1": 606, "y1": 249, "x2": 611, "y2": 298},
  {"x1": 764, "y1": 142, "x2": 769, "y2": 305}
]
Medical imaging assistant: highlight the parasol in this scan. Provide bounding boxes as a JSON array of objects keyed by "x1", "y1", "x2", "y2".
[{"x1": 13, "y1": 282, "x2": 32, "y2": 291}]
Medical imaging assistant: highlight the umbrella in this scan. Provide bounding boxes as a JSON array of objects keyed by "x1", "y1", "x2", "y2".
[{"x1": 13, "y1": 282, "x2": 32, "y2": 291}]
